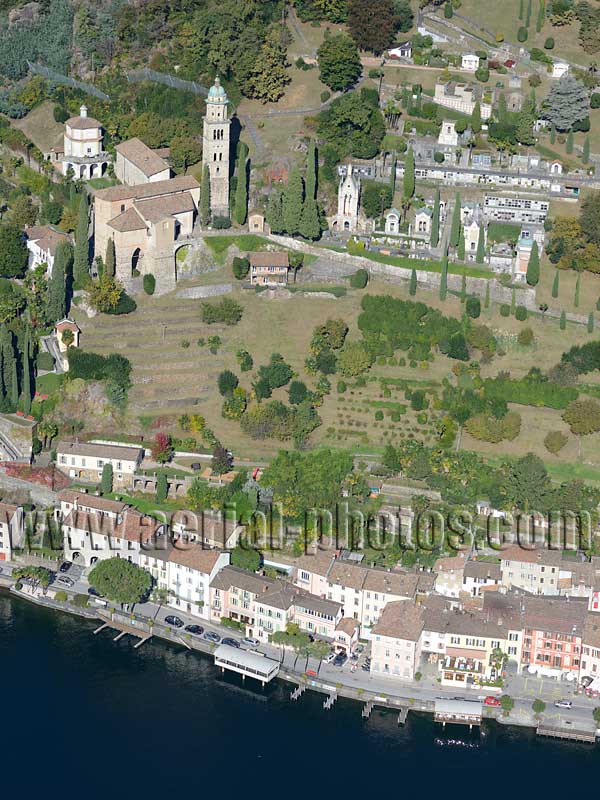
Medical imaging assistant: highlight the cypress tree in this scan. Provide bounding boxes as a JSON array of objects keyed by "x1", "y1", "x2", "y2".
[
  {"x1": 73, "y1": 194, "x2": 90, "y2": 289},
  {"x1": 550, "y1": 124, "x2": 556, "y2": 144},
  {"x1": 484, "y1": 281, "x2": 490, "y2": 308},
  {"x1": 588, "y1": 312, "x2": 595, "y2": 333},
  {"x1": 10, "y1": 350, "x2": 18, "y2": 409},
  {"x1": 200, "y1": 164, "x2": 211, "y2": 226},
  {"x1": 298, "y1": 197, "x2": 321, "y2": 240},
  {"x1": 409, "y1": 268, "x2": 417, "y2": 295},
  {"x1": 105, "y1": 238, "x2": 116, "y2": 279},
  {"x1": 389, "y1": 155, "x2": 397, "y2": 197},
  {"x1": 471, "y1": 101, "x2": 482, "y2": 134},
  {"x1": 526, "y1": 241, "x2": 540, "y2": 286},
  {"x1": 403, "y1": 147, "x2": 415, "y2": 198},
  {"x1": 460, "y1": 268, "x2": 467, "y2": 302},
  {"x1": 266, "y1": 188, "x2": 284, "y2": 233},
  {"x1": 457, "y1": 227, "x2": 465, "y2": 261},
  {"x1": 450, "y1": 193, "x2": 461, "y2": 248},
  {"x1": 519, "y1": 0, "x2": 524, "y2": 19},
  {"x1": 597, "y1": 297, "x2": 600, "y2": 311},
  {"x1": 439, "y1": 255, "x2": 448, "y2": 301},
  {"x1": 476, "y1": 224, "x2": 485, "y2": 264},
  {"x1": 233, "y1": 142, "x2": 249, "y2": 225},
  {"x1": 47, "y1": 241, "x2": 72, "y2": 323},
  {"x1": 574, "y1": 273, "x2": 581, "y2": 308},
  {"x1": 21, "y1": 329, "x2": 31, "y2": 415},
  {"x1": 431, "y1": 190, "x2": 440, "y2": 248},
  {"x1": 551, "y1": 270, "x2": 559, "y2": 298},
  {"x1": 305, "y1": 140, "x2": 317, "y2": 200},
  {"x1": 559, "y1": 309, "x2": 566, "y2": 330},
  {"x1": 0, "y1": 329, "x2": 11, "y2": 410},
  {"x1": 0, "y1": 340, "x2": 5, "y2": 408},
  {"x1": 526, "y1": 0, "x2": 531, "y2": 26},
  {"x1": 156, "y1": 472, "x2": 168, "y2": 503},
  {"x1": 583, "y1": 136, "x2": 590, "y2": 164},
  {"x1": 282, "y1": 166, "x2": 304, "y2": 235},
  {"x1": 511, "y1": 287, "x2": 516, "y2": 315},
  {"x1": 566, "y1": 131, "x2": 574, "y2": 154}
]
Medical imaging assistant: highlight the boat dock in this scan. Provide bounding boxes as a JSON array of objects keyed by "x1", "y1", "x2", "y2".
[{"x1": 537, "y1": 724, "x2": 597, "y2": 743}]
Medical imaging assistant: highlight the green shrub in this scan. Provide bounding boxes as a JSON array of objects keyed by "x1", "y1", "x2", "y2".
[
  {"x1": 107, "y1": 291, "x2": 137, "y2": 315},
  {"x1": 212, "y1": 215, "x2": 231, "y2": 229},
  {"x1": 544, "y1": 37, "x2": 554, "y2": 49},
  {"x1": 143, "y1": 274, "x2": 155, "y2": 295},
  {"x1": 500, "y1": 304, "x2": 510, "y2": 317},
  {"x1": 320, "y1": 90, "x2": 331, "y2": 103},
  {"x1": 466, "y1": 296, "x2": 481, "y2": 319},
  {"x1": 515, "y1": 305, "x2": 528, "y2": 321},
  {"x1": 350, "y1": 268, "x2": 369, "y2": 289},
  {"x1": 37, "y1": 351, "x2": 55, "y2": 371},
  {"x1": 375, "y1": 410, "x2": 384, "y2": 420},
  {"x1": 337, "y1": 380, "x2": 347, "y2": 393},
  {"x1": 72, "y1": 594, "x2": 89, "y2": 608},
  {"x1": 517, "y1": 27, "x2": 528, "y2": 42},
  {"x1": 54, "y1": 590, "x2": 67, "y2": 602}
]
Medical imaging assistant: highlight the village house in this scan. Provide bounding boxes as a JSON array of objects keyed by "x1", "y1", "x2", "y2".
[
  {"x1": 388, "y1": 42, "x2": 412, "y2": 60},
  {"x1": 412, "y1": 207, "x2": 433, "y2": 240},
  {"x1": 248, "y1": 212, "x2": 266, "y2": 234},
  {"x1": 55, "y1": 440, "x2": 144, "y2": 488},
  {"x1": 433, "y1": 552, "x2": 468, "y2": 597},
  {"x1": 209, "y1": 565, "x2": 343, "y2": 643},
  {"x1": 60, "y1": 106, "x2": 110, "y2": 180},
  {"x1": 170, "y1": 509, "x2": 243, "y2": 550},
  {"x1": 521, "y1": 595, "x2": 587, "y2": 678},
  {"x1": 370, "y1": 599, "x2": 425, "y2": 680},
  {"x1": 58, "y1": 489, "x2": 166, "y2": 566},
  {"x1": 0, "y1": 502, "x2": 25, "y2": 562},
  {"x1": 165, "y1": 545, "x2": 230, "y2": 620},
  {"x1": 24, "y1": 225, "x2": 71, "y2": 276},
  {"x1": 462, "y1": 559, "x2": 502, "y2": 597},
  {"x1": 248, "y1": 251, "x2": 289, "y2": 286},
  {"x1": 580, "y1": 613, "x2": 600, "y2": 694},
  {"x1": 115, "y1": 138, "x2": 172, "y2": 186}
]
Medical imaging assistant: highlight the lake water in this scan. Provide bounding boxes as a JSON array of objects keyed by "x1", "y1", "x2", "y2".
[{"x1": 1, "y1": 590, "x2": 598, "y2": 798}]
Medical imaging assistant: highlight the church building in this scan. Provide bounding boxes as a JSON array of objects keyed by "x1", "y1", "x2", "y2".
[
  {"x1": 333, "y1": 165, "x2": 361, "y2": 232},
  {"x1": 61, "y1": 106, "x2": 109, "y2": 180}
]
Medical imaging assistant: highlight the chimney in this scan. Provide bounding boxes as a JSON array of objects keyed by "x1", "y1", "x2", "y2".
[{"x1": 80, "y1": 105, "x2": 88, "y2": 118}]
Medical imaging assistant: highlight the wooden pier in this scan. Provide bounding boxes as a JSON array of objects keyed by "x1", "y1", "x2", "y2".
[
  {"x1": 537, "y1": 724, "x2": 597, "y2": 744},
  {"x1": 93, "y1": 618, "x2": 152, "y2": 648}
]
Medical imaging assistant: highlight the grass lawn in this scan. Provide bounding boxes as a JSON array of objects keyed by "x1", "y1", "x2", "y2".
[
  {"x1": 105, "y1": 491, "x2": 187, "y2": 516},
  {"x1": 203, "y1": 234, "x2": 270, "y2": 262},
  {"x1": 11, "y1": 100, "x2": 63, "y2": 152},
  {"x1": 537, "y1": 261, "x2": 600, "y2": 316},
  {"x1": 35, "y1": 373, "x2": 65, "y2": 395},
  {"x1": 88, "y1": 176, "x2": 117, "y2": 190}
]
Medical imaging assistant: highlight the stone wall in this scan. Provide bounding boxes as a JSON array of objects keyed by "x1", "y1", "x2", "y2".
[{"x1": 268, "y1": 234, "x2": 538, "y2": 310}]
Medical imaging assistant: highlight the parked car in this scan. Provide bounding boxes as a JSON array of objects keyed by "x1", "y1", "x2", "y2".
[
  {"x1": 334, "y1": 653, "x2": 347, "y2": 667},
  {"x1": 484, "y1": 696, "x2": 502, "y2": 707},
  {"x1": 242, "y1": 637, "x2": 260, "y2": 648},
  {"x1": 165, "y1": 615, "x2": 184, "y2": 628},
  {"x1": 59, "y1": 561, "x2": 72, "y2": 574},
  {"x1": 203, "y1": 631, "x2": 221, "y2": 643},
  {"x1": 323, "y1": 652, "x2": 336, "y2": 664},
  {"x1": 56, "y1": 576, "x2": 74, "y2": 587},
  {"x1": 554, "y1": 699, "x2": 573, "y2": 709},
  {"x1": 184, "y1": 625, "x2": 204, "y2": 636},
  {"x1": 222, "y1": 637, "x2": 240, "y2": 648},
  {"x1": 87, "y1": 587, "x2": 103, "y2": 597}
]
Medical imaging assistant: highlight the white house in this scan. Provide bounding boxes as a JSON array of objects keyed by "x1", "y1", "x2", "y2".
[
  {"x1": 59, "y1": 489, "x2": 165, "y2": 566},
  {"x1": 461, "y1": 54, "x2": 480, "y2": 72},
  {"x1": 165, "y1": 545, "x2": 230, "y2": 619},
  {"x1": 56, "y1": 440, "x2": 144, "y2": 488},
  {"x1": 0, "y1": 503, "x2": 25, "y2": 562},
  {"x1": 388, "y1": 42, "x2": 412, "y2": 60},
  {"x1": 24, "y1": 226, "x2": 71, "y2": 277}
]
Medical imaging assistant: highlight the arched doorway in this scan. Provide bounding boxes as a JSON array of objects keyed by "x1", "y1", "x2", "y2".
[{"x1": 131, "y1": 248, "x2": 142, "y2": 275}]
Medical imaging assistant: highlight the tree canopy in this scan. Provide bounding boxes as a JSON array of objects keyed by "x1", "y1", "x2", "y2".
[{"x1": 88, "y1": 558, "x2": 152, "y2": 605}]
